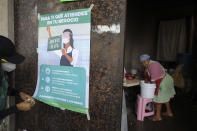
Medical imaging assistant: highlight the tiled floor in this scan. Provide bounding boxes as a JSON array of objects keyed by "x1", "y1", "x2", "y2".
[{"x1": 125, "y1": 87, "x2": 197, "y2": 131}]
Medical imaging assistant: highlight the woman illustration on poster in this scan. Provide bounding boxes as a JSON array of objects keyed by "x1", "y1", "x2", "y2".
[{"x1": 47, "y1": 26, "x2": 79, "y2": 67}]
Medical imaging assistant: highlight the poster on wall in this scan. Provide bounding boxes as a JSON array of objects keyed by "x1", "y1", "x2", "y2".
[{"x1": 33, "y1": 8, "x2": 91, "y2": 115}]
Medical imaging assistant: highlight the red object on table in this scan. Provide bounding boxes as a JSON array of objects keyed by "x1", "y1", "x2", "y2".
[{"x1": 127, "y1": 78, "x2": 134, "y2": 80}]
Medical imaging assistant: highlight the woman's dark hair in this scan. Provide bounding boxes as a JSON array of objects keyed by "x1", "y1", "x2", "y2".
[{"x1": 63, "y1": 29, "x2": 74, "y2": 48}]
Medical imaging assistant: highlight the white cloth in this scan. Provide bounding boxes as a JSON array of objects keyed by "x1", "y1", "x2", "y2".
[{"x1": 157, "y1": 19, "x2": 187, "y2": 61}]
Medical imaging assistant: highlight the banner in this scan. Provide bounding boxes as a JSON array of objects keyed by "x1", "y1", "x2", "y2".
[{"x1": 33, "y1": 8, "x2": 91, "y2": 115}]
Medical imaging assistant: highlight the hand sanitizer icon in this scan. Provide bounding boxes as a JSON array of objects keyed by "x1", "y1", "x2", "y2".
[{"x1": 45, "y1": 86, "x2": 50, "y2": 92}]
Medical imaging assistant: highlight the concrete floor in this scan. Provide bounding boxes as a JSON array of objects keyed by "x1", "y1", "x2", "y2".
[{"x1": 125, "y1": 87, "x2": 197, "y2": 131}]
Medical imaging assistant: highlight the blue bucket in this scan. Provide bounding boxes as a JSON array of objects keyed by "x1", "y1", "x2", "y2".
[{"x1": 177, "y1": 53, "x2": 192, "y2": 73}]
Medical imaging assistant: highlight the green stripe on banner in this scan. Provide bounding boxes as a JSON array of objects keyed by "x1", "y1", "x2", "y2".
[
  {"x1": 39, "y1": 8, "x2": 90, "y2": 27},
  {"x1": 37, "y1": 98, "x2": 88, "y2": 114}
]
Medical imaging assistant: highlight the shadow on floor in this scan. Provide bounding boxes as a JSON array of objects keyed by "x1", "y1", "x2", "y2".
[{"x1": 125, "y1": 88, "x2": 197, "y2": 131}]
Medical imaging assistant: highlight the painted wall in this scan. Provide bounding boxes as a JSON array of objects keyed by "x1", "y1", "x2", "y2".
[
  {"x1": 124, "y1": 1, "x2": 157, "y2": 72},
  {"x1": 14, "y1": 0, "x2": 126, "y2": 131}
]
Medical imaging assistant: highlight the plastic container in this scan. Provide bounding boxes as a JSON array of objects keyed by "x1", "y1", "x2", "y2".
[
  {"x1": 131, "y1": 69, "x2": 137, "y2": 75},
  {"x1": 140, "y1": 80, "x2": 156, "y2": 98},
  {"x1": 177, "y1": 53, "x2": 192, "y2": 74}
]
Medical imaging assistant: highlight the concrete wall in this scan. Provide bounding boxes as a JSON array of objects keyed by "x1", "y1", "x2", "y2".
[{"x1": 14, "y1": 0, "x2": 126, "y2": 131}]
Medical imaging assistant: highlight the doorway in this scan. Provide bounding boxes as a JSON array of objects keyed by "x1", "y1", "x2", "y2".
[{"x1": 124, "y1": 0, "x2": 197, "y2": 130}]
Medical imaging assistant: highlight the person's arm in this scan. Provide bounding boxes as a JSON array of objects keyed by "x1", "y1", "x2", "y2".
[
  {"x1": 62, "y1": 49, "x2": 73, "y2": 63},
  {"x1": 144, "y1": 69, "x2": 150, "y2": 83},
  {"x1": 0, "y1": 106, "x2": 18, "y2": 120},
  {"x1": 8, "y1": 87, "x2": 35, "y2": 106},
  {"x1": 8, "y1": 88, "x2": 33, "y2": 100},
  {"x1": 47, "y1": 25, "x2": 52, "y2": 38},
  {"x1": 0, "y1": 102, "x2": 32, "y2": 120},
  {"x1": 8, "y1": 87, "x2": 20, "y2": 97}
]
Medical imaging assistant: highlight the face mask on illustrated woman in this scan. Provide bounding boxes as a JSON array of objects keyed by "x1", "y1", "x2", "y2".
[{"x1": 62, "y1": 38, "x2": 69, "y2": 44}]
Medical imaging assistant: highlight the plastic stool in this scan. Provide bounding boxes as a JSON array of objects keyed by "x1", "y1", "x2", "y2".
[{"x1": 136, "y1": 95, "x2": 154, "y2": 121}]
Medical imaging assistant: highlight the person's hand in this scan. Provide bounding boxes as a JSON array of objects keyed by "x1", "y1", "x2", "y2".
[
  {"x1": 19, "y1": 92, "x2": 35, "y2": 106},
  {"x1": 19, "y1": 92, "x2": 33, "y2": 101},
  {"x1": 145, "y1": 79, "x2": 149, "y2": 83},
  {"x1": 61, "y1": 49, "x2": 67, "y2": 55},
  {"x1": 16, "y1": 101, "x2": 32, "y2": 111}
]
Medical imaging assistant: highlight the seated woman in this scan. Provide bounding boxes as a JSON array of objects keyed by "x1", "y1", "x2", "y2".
[{"x1": 140, "y1": 54, "x2": 176, "y2": 121}]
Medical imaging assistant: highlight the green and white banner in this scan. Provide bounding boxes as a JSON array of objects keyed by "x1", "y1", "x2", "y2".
[{"x1": 33, "y1": 8, "x2": 91, "y2": 115}]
